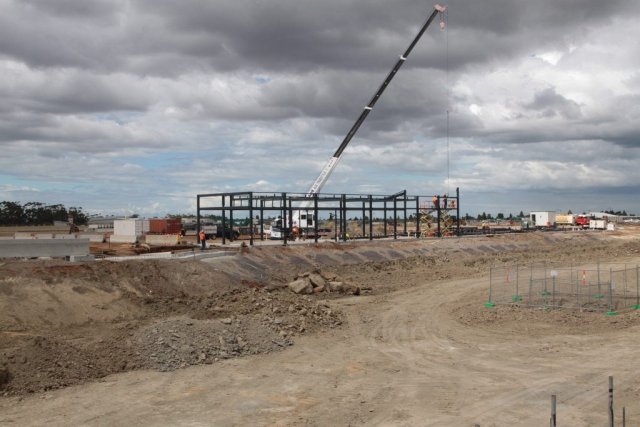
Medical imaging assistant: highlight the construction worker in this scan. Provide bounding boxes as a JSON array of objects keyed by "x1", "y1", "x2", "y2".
[{"x1": 199, "y1": 229, "x2": 206, "y2": 250}]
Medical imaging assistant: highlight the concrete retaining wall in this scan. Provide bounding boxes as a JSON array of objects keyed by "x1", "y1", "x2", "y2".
[
  {"x1": 144, "y1": 234, "x2": 181, "y2": 246},
  {"x1": 12, "y1": 233, "x2": 99, "y2": 241},
  {"x1": 109, "y1": 235, "x2": 138, "y2": 243},
  {"x1": 14, "y1": 232, "x2": 37, "y2": 239},
  {"x1": 0, "y1": 238, "x2": 90, "y2": 258},
  {"x1": 79, "y1": 233, "x2": 106, "y2": 243}
]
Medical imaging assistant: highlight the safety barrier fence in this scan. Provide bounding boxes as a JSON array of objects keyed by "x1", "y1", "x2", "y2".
[
  {"x1": 486, "y1": 262, "x2": 640, "y2": 314},
  {"x1": 473, "y1": 376, "x2": 630, "y2": 427}
]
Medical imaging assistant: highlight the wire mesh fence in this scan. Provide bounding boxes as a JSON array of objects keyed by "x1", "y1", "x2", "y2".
[{"x1": 487, "y1": 263, "x2": 640, "y2": 313}]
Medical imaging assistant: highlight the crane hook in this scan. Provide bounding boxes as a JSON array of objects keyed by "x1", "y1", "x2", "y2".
[{"x1": 435, "y1": 4, "x2": 447, "y2": 31}]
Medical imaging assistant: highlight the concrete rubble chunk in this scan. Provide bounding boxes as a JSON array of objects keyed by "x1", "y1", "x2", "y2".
[
  {"x1": 288, "y1": 278, "x2": 313, "y2": 294},
  {"x1": 308, "y1": 273, "x2": 328, "y2": 289},
  {"x1": 328, "y1": 281, "x2": 344, "y2": 292}
]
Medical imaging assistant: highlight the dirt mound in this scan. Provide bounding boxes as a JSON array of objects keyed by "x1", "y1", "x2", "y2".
[
  {"x1": 0, "y1": 259, "x2": 344, "y2": 396},
  {"x1": 454, "y1": 301, "x2": 640, "y2": 335},
  {"x1": 2, "y1": 232, "x2": 640, "y2": 397}
]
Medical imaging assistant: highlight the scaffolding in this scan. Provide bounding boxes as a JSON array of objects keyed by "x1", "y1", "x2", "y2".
[
  {"x1": 419, "y1": 189, "x2": 460, "y2": 237},
  {"x1": 196, "y1": 188, "x2": 460, "y2": 245}
]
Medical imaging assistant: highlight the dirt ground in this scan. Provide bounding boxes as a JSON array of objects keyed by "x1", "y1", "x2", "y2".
[{"x1": 2, "y1": 228, "x2": 640, "y2": 425}]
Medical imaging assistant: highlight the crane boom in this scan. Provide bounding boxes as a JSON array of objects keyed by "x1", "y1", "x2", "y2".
[{"x1": 301, "y1": 4, "x2": 447, "y2": 207}]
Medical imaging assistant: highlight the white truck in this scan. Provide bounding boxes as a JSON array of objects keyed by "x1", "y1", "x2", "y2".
[
  {"x1": 270, "y1": 211, "x2": 316, "y2": 240},
  {"x1": 589, "y1": 219, "x2": 607, "y2": 230}
]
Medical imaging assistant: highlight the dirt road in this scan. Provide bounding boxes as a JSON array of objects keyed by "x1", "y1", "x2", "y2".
[{"x1": 2, "y1": 231, "x2": 640, "y2": 425}]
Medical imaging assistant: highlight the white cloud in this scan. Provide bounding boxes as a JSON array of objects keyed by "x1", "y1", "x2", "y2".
[{"x1": 1, "y1": 0, "x2": 639, "y2": 215}]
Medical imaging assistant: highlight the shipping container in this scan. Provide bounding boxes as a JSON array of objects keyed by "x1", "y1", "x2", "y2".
[
  {"x1": 555, "y1": 214, "x2": 575, "y2": 225},
  {"x1": 114, "y1": 219, "x2": 149, "y2": 236},
  {"x1": 149, "y1": 218, "x2": 182, "y2": 234}
]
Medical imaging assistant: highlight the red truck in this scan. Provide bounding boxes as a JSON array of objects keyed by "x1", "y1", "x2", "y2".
[{"x1": 575, "y1": 216, "x2": 590, "y2": 229}]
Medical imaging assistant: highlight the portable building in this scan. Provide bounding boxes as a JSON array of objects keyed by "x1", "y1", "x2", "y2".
[{"x1": 529, "y1": 211, "x2": 556, "y2": 228}]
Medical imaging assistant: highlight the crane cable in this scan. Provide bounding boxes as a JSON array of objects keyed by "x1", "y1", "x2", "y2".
[{"x1": 441, "y1": 8, "x2": 450, "y2": 196}]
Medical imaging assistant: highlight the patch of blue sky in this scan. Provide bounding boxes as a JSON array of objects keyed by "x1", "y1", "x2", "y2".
[
  {"x1": 254, "y1": 75, "x2": 271, "y2": 84},
  {"x1": 0, "y1": 174, "x2": 82, "y2": 194},
  {"x1": 93, "y1": 111, "x2": 143, "y2": 125},
  {"x1": 125, "y1": 151, "x2": 194, "y2": 169}
]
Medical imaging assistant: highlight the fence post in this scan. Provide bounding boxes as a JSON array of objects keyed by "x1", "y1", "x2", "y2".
[
  {"x1": 597, "y1": 260, "x2": 604, "y2": 299},
  {"x1": 622, "y1": 406, "x2": 626, "y2": 427},
  {"x1": 635, "y1": 265, "x2": 640, "y2": 310},
  {"x1": 608, "y1": 376, "x2": 614, "y2": 427},
  {"x1": 623, "y1": 264, "x2": 628, "y2": 310},
  {"x1": 550, "y1": 394, "x2": 557, "y2": 427},
  {"x1": 577, "y1": 274, "x2": 581, "y2": 310},
  {"x1": 514, "y1": 265, "x2": 520, "y2": 302},
  {"x1": 485, "y1": 267, "x2": 495, "y2": 307},
  {"x1": 607, "y1": 269, "x2": 618, "y2": 316}
]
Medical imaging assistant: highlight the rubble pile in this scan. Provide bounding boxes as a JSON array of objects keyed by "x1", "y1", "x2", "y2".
[{"x1": 288, "y1": 270, "x2": 361, "y2": 295}]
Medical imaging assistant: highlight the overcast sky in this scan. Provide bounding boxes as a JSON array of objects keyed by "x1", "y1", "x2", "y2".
[{"x1": 1, "y1": 0, "x2": 639, "y2": 217}]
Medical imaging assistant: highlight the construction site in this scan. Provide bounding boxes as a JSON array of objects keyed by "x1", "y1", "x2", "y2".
[
  {"x1": 2, "y1": 229, "x2": 640, "y2": 425},
  {"x1": 3, "y1": 4, "x2": 640, "y2": 427}
]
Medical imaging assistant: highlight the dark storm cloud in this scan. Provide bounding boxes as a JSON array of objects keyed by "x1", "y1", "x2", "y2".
[
  {"x1": 3, "y1": 73, "x2": 150, "y2": 115},
  {"x1": 22, "y1": 0, "x2": 119, "y2": 19},
  {"x1": 1, "y1": 0, "x2": 640, "y2": 214},
  {"x1": 3, "y1": 0, "x2": 632, "y2": 77},
  {"x1": 522, "y1": 87, "x2": 582, "y2": 119}
]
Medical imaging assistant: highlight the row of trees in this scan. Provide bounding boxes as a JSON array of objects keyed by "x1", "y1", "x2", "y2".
[{"x1": 0, "y1": 201, "x2": 88, "y2": 226}]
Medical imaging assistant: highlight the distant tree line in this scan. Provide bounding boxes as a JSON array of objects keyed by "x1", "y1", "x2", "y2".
[
  {"x1": 604, "y1": 209, "x2": 630, "y2": 216},
  {"x1": 0, "y1": 201, "x2": 88, "y2": 226}
]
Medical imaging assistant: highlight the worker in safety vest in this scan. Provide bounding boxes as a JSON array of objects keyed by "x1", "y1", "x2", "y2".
[{"x1": 199, "y1": 229, "x2": 206, "y2": 250}]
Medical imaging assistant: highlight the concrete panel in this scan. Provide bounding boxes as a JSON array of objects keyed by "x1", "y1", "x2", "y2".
[
  {"x1": 0, "y1": 239, "x2": 90, "y2": 258},
  {"x1": 109, "y1": 234, "x2": 138, "y2": 243},
  {"x1": 34, "y1": 233, "x2": 54, "y2": 239},
  {"x1": 53, "y1": 234, "x2": 78, "y2": 240},
  {"x1": 14, "y1": 232, "x2": 35, "y2": 239},
  {"x1": 79, "y1": 233, "x2": 106, "y2": 243},
  {"x1": 144, "y1": 234, "x2": 180, "y2": 246},
  {"x1": 103, "y1": 252, "x2": 173, "y2": 261}
]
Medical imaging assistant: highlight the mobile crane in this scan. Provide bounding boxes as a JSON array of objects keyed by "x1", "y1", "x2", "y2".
[{"x1": 272, "y1": 4, "x2": 447, "y2": 239}]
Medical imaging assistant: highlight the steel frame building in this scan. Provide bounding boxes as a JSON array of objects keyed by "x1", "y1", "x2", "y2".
[{"x1": 196, "y1": 188, "x2": 460, "y2": 246}]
